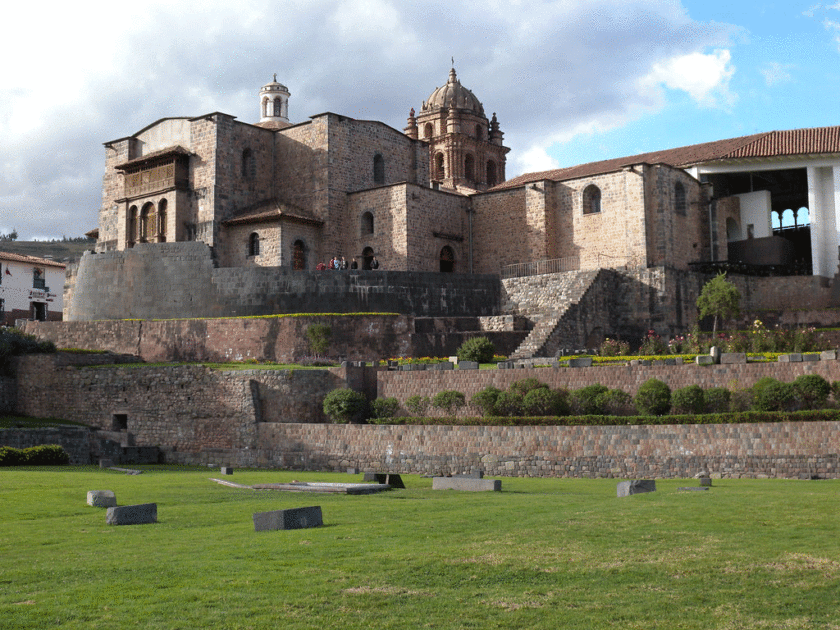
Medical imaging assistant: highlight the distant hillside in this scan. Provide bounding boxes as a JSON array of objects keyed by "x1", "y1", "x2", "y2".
[{"x1": 0, "y1": 240, "x2": 94, "y2": 264}]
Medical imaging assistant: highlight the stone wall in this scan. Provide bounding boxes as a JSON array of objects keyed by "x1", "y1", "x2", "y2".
[
  {"x1": 13, "y1": 354, "x2": 360, "y2": 452},
  {"x1": 377, "y1": 358, "x2": 840, "y2": 411},
  {"x1": 6, "y1": 354, "x2": 840, "y2": 478},
  {"x1": 235, "y1": 421, "x2": 838, "y2": 479},
  {"x1": 65, "y1": 241, "x2": 500, "y2": 321}
]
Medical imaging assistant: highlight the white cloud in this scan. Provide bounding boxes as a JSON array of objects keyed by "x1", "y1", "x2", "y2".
[
  {"x1": 640, "y1": 49, "x2": 736, "y2": 109},
  {"x1": 761, "y1": 62, "x2": 795, "y2": 86},
  {"x1": 0, "y1": 0, "x2": 740, "y2": 239}
]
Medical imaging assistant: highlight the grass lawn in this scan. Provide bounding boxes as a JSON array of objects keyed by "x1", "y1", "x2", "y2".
[{"x1": 1, "y1": 468, "x2": 838, "y2": 629}]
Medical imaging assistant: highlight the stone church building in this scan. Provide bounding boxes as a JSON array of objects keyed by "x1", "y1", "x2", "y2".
[{"x1": 72, "y1": 68, "x2": 840, "y2": 351}]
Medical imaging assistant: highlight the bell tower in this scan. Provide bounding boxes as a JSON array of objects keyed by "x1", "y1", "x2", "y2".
[
  {"x1": 407, "y1": 67, "x2": 509, "y2": 192},
  {"x1": 259, "y1": 74, "x2": 291, "y2": 127}
]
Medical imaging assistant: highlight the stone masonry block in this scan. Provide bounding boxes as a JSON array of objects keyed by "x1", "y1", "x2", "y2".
[
  {"x1": 720, "y1": 353, "x2": 747, "y2": 364},
  {"x1": 253, "y1": 506, "x2": 323, "y2": 531},
  {"x1": 568, "y1": 358, "x2": 593, "y2": 368},
  {"x1": 617, "y1": 480, "x2": 656, "y2": 497},
  {"x1": 820, "y1": 350, "x2": 838, "y2": 361},
  {"x1": 106, "y1": 503, "x2": 157, "y2": 525},
  {"x1": 779, "y1": 354, "x2": 803, "y2": 363},
  {"x1": 433, "y1": 477, "x2": 501, "y2": 492},
  {"x1": 87, "y1": 490, "x2": 116, "y2": 508},
  {"x1": 695, "y1": 355, "x2": 714, "y2": 365}
]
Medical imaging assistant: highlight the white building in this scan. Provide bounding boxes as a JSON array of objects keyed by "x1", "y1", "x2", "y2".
[{"x1": 0, "y1": 252, "x2": 65, "y2": 325}]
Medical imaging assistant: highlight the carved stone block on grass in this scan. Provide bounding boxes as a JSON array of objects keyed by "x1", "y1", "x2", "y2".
[
  {"x1": 364, "y1": 472, "x2": 405, "y2": 488},
  {"x1": 253, "y1": 506, "x2": 323, "y2": 531},
  {"x1": 106, "y1": 503, "x2": 157, "y2": 525},
  {"x1": 617, "y1": 480, "x2": 656, "y2": 498},
  {"x1": 87, "y1": 490, "x2": 116, "y2": 508},
  {"x1": 433, "y1": 477, "x2": 501, "y2": 492},
  {"x1": 220, "y1": 467, "x2": 234, "y2": 475}
]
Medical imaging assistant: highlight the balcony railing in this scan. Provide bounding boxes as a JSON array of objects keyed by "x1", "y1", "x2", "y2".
[{"x1": 501, "y1": 256, "x2": 580, "y2": 279}]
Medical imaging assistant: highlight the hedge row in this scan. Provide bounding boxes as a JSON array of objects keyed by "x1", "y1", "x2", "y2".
[
  {"x1": 0, "y1": 444, "x2": 70, "y2": 466},
  {"x1": 368, "y1": 409, "x2": 840, "y2": 427}
]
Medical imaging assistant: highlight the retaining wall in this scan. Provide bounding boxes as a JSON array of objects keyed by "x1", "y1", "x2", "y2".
[
  {"x1": 0, "y1": 376, "x2": 14, "y2": 414},
  {"x1": 173, "y1": 421, "x2": 840, "y2": 480},
  {"x1": 66, "y1": 241, "x2": 501, "y2": 321},
  {"x1": 377, "y1": 358, "x2": 840, "y2": 412}
]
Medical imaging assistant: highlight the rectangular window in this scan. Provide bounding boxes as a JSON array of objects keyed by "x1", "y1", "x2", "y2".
[{"x1": 33, "y1": 267, "x2": 45, "y2": 289}]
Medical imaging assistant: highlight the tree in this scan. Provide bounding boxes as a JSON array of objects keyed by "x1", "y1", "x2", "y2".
[
  {"x1": 306, "y1": 323, "x2": 331, "y2": 358},
  {"x1": 696, "y1": 272, "x2": 741, "y2": 334}
]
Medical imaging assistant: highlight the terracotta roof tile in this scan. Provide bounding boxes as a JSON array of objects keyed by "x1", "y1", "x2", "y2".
[
  {"x1": 492, "y1": 125, "x2": 840, "y2": 191},
  {"x1": 222, "y1": 199, "x2": 324, "y2": 227},
  {"x1": 0, "y1": 251, "x2": 66, "y2": 268}
]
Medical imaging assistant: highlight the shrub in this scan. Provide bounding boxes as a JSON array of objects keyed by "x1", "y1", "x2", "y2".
[
  {"x1": 671, "y1": 385, "x2": 706, "y2": 415},
  {"x1": 369, "y1": 397, "x2": 400, "y2": 420},
  {"x1": 405, "y1": 395, "x2": 430, "y2": 416},
  {"x1": 793, "y1": 374, "x2": 831, "y2": 410},
  {"x1": 509, "y1": 378, "x2": 548, "y2": 397},
  {"x1": 570, "y1": 384, "x2": 609, "y2": 415},
  {"x1": 596, "y1": 388, "x2": 634, "y2": 416},
  {"x1": 522, "y1": 388, "x2": 569, "y2": 416},
  {"x1": 432, "y1": 390, "x2": 466, "y2": 415},
  {"x1": 456, "y1": 337, "x2": 495, "y2": 364},
  {"x1": 753, "y1": 380, "x2": 796, "y2": 412},
  {"x1": 471, "y1": 386, "x2": 502, "y2": 417},
  {"x1": 704, "y1": 387, "x2": 731, "y2": 413},
  {"x1": 832, "y1": 381, "x2": 840, "y2": 403},
  {"x1": 493, "y1": 391, "x2": 524, "y2": 417},
  {"x1": 322, "y1": 388, "x2": 368, "y2": 423},
  {"x1": 634, "y1": 379, "x2": 671, "y2": 415},
  {"x1": 638, "y1": 330, "x2": 668, "y2": 355},
  {"x1": 0, "y1": 444, "x2": 68, "y2": 466},
  {"x1": 599, "y1": 338, "x2": 630, "y2": 357}
]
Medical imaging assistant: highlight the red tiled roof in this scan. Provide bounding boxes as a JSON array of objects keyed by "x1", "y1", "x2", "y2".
[
  {"x1": 0, "y1": 251, "x2": 66, "y2": 268},
  {"x1": 492, "y1": 126, "x2": 840, "y2": 191}
]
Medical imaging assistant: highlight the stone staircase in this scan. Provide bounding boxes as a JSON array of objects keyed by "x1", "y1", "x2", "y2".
[{"x1": 508, "y1": 270, "x2": 602, "y2": 359}]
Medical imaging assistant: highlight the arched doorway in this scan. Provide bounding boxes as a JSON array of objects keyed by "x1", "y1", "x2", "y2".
[
  {"x1": 292, "y1": 240, "x2": 306, "y2": 270},
  {"x1": 362, "y1": 246, "x2": 374, "y2": 270},
  {"x1": 440, "y1": 246, "x2": 455, "y2": 272}
]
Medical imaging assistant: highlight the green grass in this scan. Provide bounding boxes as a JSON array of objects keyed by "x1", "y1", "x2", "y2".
[
  {"x1": 1, "y1": 468, "x2": 838, "y2": 629},
  {"x1": 0, "y1": 415, "x2": 90, "y2": 429}
]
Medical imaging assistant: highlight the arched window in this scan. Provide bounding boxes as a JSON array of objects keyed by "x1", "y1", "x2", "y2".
[
  {"x1": 292, "y1": 240, "x2": 306, "y2": 270},
  {"x1": 262, "y1": 98, "x2": 269, "y2": 117},
  {"x1": 796, "y1": 207, "x2": 810, "y2": 227},
  {"x1": 157, "y1": 199, "x2": 167, "y2": 241},
  {"x1": 242, "y1": 148, "x2": 255, "y2": 180},
  {"x1": 440, "y1": 246, "x2": 455, "y2": 272},
  {"x1": 675, "y1": 181, "x2": 686, "y2": 215},
  {"x1": 772, "y1": 210, "x2": 782, "y2": 230},
  {"x1": 248, "y1": 232, "x2": 260, "y2": 257},
  {"x1": 361, "y1": 211, "x2": 374, "y2": 236},
  {"x1": 486, "y1": 161, "x2": 497, "y2": 188},
  {"x1": 373, "y1": 154, "x2": 385, "y2": 185},
  {"x1": 435, "y1": 153, "x2": 445, "y2": 180},
  {"x1": 781, "y1": 208, "x2": 795, "y2": 229},
  {"x1": 273, "y1": 98, "x2": 282, "y2": 117},
  {"x1": 362, "y1": 246, "x2": 374, "y2": 270},
  {"x1": 583, "y1": 185, "x2": 601, "y2": 215},
  {"x1": 475, "y1": 124, "x2": 483, "y2": 140},
  {"x1": 464, "y1": 154, "x2": 475, "y2": 181},
  {"x1": 128, "y1": 205, "x2": 138, "y2": 245},
  {"x1": 140, "y1": 202, "x2": 155, "y2": 241},
  {"x1": 424, "y1": 123, "x2": 433, "y2": 138}
]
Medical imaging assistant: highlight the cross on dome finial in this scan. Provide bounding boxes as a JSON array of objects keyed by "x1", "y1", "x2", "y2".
[{"x1": 273, "y1": 73, "x2": 277, "y2": 82}]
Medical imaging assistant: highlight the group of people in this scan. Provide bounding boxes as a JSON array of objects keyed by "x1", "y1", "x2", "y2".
[{"x1": 315, "y1": 255, "x2": 379, "y2": 271}]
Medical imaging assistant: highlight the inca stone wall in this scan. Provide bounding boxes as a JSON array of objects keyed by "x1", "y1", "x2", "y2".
[
  {"x1": 241, "y1": 421, "x2": 839, "y2": 479},
  {"x1": 65, "y1": 241, "x2": 501, "y2": 321},
  {"x1": 377, "y1": 358, "x2": 840, "y2": 410},
  {"x1": 5, "y1": 353, "x2": 840, "y2": 478}
]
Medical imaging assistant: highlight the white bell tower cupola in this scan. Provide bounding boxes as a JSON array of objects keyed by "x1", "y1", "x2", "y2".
[{"x1": 259, "y1": 74, "x2": 290, "y2": 125}]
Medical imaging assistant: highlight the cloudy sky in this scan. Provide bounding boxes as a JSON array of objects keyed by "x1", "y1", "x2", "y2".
[{"x1": 2, "y1": 0, "x2": 839, "y2": 240}]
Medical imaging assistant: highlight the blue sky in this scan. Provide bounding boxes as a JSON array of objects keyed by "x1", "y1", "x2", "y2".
[{"x1": 1, "y1": 0, "x2": 839, "y2": 241}]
